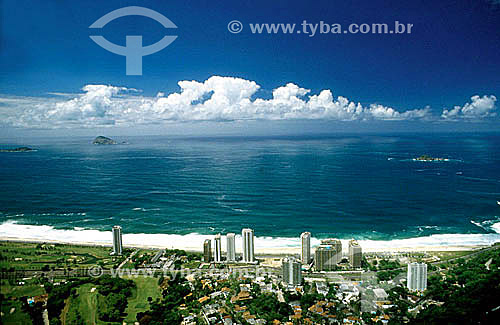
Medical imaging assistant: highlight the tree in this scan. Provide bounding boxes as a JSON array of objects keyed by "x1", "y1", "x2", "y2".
[
  {"x1": 413, "y1": 248, "x2": 500, "y2": 324},
  {"x1": 138, "y1": 277, "x2": 189, "y2": 323},
  {"x1": 326, "y1": 284, "x2": 337, "y2": 300},
  {"x1": 300, "y1": 293, "x2": 321, "y2": 310}
]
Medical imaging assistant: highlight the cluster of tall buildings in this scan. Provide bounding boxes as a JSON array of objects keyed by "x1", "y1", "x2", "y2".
[
  {"x1": 203, "y1": 228, "x2": 255, "y2": 263},
  {"x1": 199, "y1": 229, "x2": 366, "y2": 285},
  {"x1": 281, "y1": 233, "x2": 363, "y2": 283},
  {"x1": 202, "y1": 229, "x2": 366, "y2": 281},
  {"x1": 112, "y1": 225, "x2": 364, "y2": 279},
  {"x1": 299, "y1": 234, "x2": 363, "y2": 272},
  {"x1": 407, "y1": 262, "x2": 427, "y2": 291},
  {"x1": 112, "y1": 225, "x2": 425, "y2": 292}
]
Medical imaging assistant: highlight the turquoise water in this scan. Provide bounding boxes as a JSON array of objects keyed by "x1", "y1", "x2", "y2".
[{"x1": 1, "y1": 133, "x2": 499, "y2": 243}]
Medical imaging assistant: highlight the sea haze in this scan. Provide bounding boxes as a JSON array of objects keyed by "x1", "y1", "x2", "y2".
[{"x1": 1, "y1": 133, "x2": 499, "y2": 247}]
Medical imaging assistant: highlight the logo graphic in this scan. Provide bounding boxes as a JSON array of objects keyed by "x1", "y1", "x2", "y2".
[
  {"x1": 89, "y1": 6, "x2": 177, "y2": 75},
  {"x1": 88, "y1": 265, "x2": 104, "y2": 278},
  {"x1": 227, "y1": 20, "x2": 243, "y2": 34}
]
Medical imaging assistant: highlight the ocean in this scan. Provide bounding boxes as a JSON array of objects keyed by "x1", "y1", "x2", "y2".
[{"x1": 1, "y1": 133, "x2": 499, "y2": 249}]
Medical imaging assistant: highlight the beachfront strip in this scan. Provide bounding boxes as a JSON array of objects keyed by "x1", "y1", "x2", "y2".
[
  {"x1": 111, "y1": 226, "x2": 373, "y2": 275},
  {"x1": 1, "y1": 228, "x2": 498, "y2": 324}
]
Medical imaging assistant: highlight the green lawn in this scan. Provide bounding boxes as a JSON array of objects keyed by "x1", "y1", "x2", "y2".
[
  {"x1": 433, "y1": 250, "x2": 474, "y2": 260},
  {"x1": 1, "y1": 280, "x2": 46, "y2": 325},
  {"x1": 0, "y1": 299, "x2": 32, "y2": 325},
  {"x1": 123, "y1": 277, "x2": 161, "y2": 323},
  {"x1": 0, "y1": 280, "x2": 45, "y2": 298},
  {"x1": 183, "y1": 260, "x2": 201, "y2": 269},
  {"x1": 65, "y1": 281, "x2": 153, "y2": 325},
  {"x1": 0, "y1": 241, "x2": 126, "y2": 270},
  {"x1": 64, "y1": 283, "x2": 102, "y2": 325},
  {"x1": 121, "y1": 261, "x2": 136, "y2": 269}
]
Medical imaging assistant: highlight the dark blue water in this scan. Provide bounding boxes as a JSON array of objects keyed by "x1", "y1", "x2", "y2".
[{"x1": 1, "y1": 133, "x2": 499, "y2": 240}]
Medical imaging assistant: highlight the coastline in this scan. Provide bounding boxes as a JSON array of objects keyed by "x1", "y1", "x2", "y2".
[
  {"x1": 1, "y1": 220, "x2": 499, "y2": 254},
  {"x1": 0, "y1": 235, "x2": 489, "y2": 253}
]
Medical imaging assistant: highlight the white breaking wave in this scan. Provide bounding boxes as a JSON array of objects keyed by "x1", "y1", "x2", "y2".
[{"x1": 0, "y1": 220, "x2": 499, "y2": 253}]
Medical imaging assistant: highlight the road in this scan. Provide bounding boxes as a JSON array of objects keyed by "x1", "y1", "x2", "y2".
[
  {"x1": 43, "y1": 309, "x2": 49, "y2": 325},
  {"x1": 427, "y1": 245, "x2": 498, "y2": 275},
  {"x1": 117, "y1": 249, "x2": 139, "y2": 270},
  {"x1": 374, "y1": 245, "x2": 498, "y2": 276}
]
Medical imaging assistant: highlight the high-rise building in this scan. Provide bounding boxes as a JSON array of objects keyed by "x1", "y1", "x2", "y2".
[
  {"x1": 322, "y1": 239, "x2": 342, "y2": 263},
  {"x1": 282, "y1": 257, "x2": 302, "y2": 286},
  {"x1": 214, "y1": 234, "x2": 222, "y2": 262},
  {"x1": 242, "y1": 228, "x2": 254, "y2": 263},
  {"x1": 203, "y1": 239, "x2": 212, "y2": 263},
  {"x1": 112, "y1": 225, "x2": 123, "y2": 255},
  {"x1": 300, "y1": 232, "x2": 311, "y2": 264},
  {"x1": 348, "y1": 239, "x2": 362, "y2": 268},
  {"x1": 226, "y1": 233, "x2": 236, "y2": 262},
  {"x1": 314, "y1": 239, "x2": 342, "y2": 271},
  {"x1": 315, "y1": 245, "x2": 335, "y2": 271},
  {"x1": 407, "y1": 262, "x2": 427, "y2": 291}
]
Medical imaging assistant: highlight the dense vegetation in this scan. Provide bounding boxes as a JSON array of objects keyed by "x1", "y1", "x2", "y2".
[
  {"x1": 31, "y1": 275, "x2": 135, "y2": 324},
  {"x1": 137, "y1": 276, "x2": 192, "y2": 324},
  {"x1": 44, "y1": 278, "x2": 89, "y2": 324},
  {"x1": 246, "y1": 292, "x2": 292, "y2": 322},
  {"x1": 372, "y1": 259, "x2": 403, "y2": 281},
  {"x1": 18, "y1": 294, "x2": 45, "y2": 325},
  {"x1": 95, "y1": 275, "x2": 136, "y2": 321},
  {"x1": 6, "y1": 240, "x2": 500, "y2": 324},
  {"x1": 414, "y1": 247, "x2": 500, "y2": 324}
]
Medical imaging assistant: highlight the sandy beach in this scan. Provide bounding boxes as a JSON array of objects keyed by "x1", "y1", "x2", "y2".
[
  {"x1": 1, "y1": 220, "x2": 498, "y2": 255},
  {"x1": 0, "y1": 234, "x2": 492, "y2": 255}
]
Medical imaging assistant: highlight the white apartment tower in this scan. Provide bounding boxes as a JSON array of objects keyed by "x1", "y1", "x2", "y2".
[
  {"x1": 226, "y1": 233, "x2": 236, "y2": 262},
  {"x1": 282, "y1": 257, "x2": 302, "y2": 286},
  {"x1": 242, "y1": 228, "x2": 255, "y2": 262},
  {"x1": 214, "y1": 234, "x2": 222, "y2": 262},
  {"x1": 348, "y1": 239, "x2": 362, "y2": 268},
  {"x1": 300, "y1": 232, "x2": 311, "y2": 264},
  {"x1": 407, "y1": 262, "x2": 427, "y2": 291},
  {"x1": 112, "y1": 225, "x2": 123, "y2": 255}
]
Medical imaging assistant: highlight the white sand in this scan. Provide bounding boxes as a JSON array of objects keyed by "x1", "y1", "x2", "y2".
[
  {"x1": 1, "y1": 220, "x2": 498, "y2": 254},
  {"x1": 0, "y1": 234, "x2": 491, "y2": 254}
]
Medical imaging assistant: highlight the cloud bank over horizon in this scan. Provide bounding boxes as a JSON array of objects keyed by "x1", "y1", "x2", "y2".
[{"x1": 0, "y1": 76, "x2": 497, "y2": 129}]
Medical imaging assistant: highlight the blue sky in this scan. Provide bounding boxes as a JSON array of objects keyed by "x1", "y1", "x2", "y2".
[{"x1": 0, "y1": 0, "x2": 499, "y2": 136}]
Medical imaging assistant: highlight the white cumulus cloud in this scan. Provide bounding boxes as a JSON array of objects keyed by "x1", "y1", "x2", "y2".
[
  {"x1": 368, "y1": 104, "x2": 432, "y2": 120},
  {"x1": 0, "y1": 76, "x2": 495, "y2": 129},
  {"x1": 442, "y1": 95, "x2": 497, "y2": 120}
]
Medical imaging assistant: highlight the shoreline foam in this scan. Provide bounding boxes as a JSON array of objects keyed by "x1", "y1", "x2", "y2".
[{"x1": 1, "y1": 220, "x2": 499, "y2": 253}]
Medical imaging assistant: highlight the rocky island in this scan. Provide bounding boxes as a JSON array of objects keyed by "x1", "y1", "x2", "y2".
[
  {"x1": 92, "y1": 136, "x2": 117, "y2": 145},
  {"x1": 413, "y1": 154, "x2": 449, "y2": 162},
  {"x1": 0, "y1": 146, "x2": 35, "y2": 152}
]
